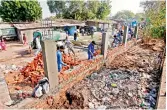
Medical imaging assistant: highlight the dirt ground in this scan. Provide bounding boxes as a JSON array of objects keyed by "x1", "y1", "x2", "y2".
[
  {"x1": 48, "y1": 39, "x2": 165, "y2": 109},
  {"x1": 0, "y1": 41, "x2": 34, "y2": 66}
]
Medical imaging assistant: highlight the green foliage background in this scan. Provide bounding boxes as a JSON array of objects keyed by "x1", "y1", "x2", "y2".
[
  {"x1": 140, "y1": 1, "x2": 166, "y2": 38},
  {"x1": 47, "y1": 0, "x2": 111, "y2": 20},
  {"x1": 0, "y1": 0, "x2": 42, "y2": 22}
]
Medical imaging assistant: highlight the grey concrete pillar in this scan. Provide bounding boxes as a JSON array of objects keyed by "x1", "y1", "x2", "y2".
[
  {"x1": 103, "y1": 23, "x2": 105, "y2": 30},
  {"x1": 101, "y1": 32, "x2": 109, "y2": 59},
  {"x1": 41, "y1": 40, "x2": 59, "y2": 89},
  {"x1": 134, "y1": 26, "x2": 139, "y2": 39},
  {"x1": 0, "y1": 74, "x2": 12, "y2": 105},
  {"x1": 123, "y1": 26, "x2": 128, "y2": 46}
]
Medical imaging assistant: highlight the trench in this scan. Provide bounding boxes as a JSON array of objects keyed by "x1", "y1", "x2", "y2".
[{"x1": 45, "y1": 39, "x2": 165, "y2": 109}]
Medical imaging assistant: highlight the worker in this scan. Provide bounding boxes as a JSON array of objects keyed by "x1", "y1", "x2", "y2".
[
  {"x1": 65, "y1": 35, "x2": 75, "y2": 55},
  {"x1": 34, "y1": 35, "x2": 41, "y2": 56},
  {"x1": 88, "y1": 41, "x2": 96, "y2": 60},
  {"x1": 23, "y1": 33, "x2": 27, "y2": 45},
  {"x1": 57, "y1": 45, "x2": 68, "y2": 72},
  {"x1": 74, "y1": 32, "x2": 77, "y2": 41},
  {"x1": 112, "y1": 35, "x2": 120, "y2": 47},
  {"x1": 81, "y1": 28, "x2": 84, "y2": 36},
  {"x1": 0, "y1": 36, "x2": 6, "y2": 51}
]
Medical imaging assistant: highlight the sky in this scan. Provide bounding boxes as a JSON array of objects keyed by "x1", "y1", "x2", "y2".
[{"x1": 38, "y1": 0, "x2": 144, "y2": 19}]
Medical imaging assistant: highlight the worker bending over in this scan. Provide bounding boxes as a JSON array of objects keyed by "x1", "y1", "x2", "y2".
[
  {"x1": 88, "y1": 41, "x2": 96, "y2": 60},
  {"x1": 57, "y1": 45, "x2": 68, "y2": 72},
  {"x1": 65, "y1": 36, "x2": 75, "y2": 56}
]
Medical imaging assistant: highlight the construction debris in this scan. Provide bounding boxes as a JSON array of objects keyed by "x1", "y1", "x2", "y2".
[{"x1": 49, "y1": 40, "x2": 164, "y2": 109}]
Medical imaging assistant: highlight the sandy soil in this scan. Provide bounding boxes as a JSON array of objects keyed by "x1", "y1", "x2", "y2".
[{"x1": 0, "y1": 41, "x2": 34, "y2": 66}]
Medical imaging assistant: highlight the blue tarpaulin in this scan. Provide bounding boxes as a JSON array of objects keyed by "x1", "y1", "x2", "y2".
[
  {"x1": 64, "y1": 26, "x2": 76, "y2": 36},
  {"x1": 132, "y1": 21, "x2": 137, "y2": 27}
]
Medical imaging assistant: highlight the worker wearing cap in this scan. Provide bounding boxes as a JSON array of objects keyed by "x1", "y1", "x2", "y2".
[
  {"x1": 88, "y1": 41, "x2": 96, "y2": 60},
  {"x1": 57, "y1": 45, "x2": 68, "y2": 72}
]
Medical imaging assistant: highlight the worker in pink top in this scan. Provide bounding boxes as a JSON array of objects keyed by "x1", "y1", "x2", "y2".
[
  {"x1": 23, "y1": 33, "x2": 27, "y2": 45},
  {"x1": 0, "y1": 36, "x2": 6, "y2": 51}
]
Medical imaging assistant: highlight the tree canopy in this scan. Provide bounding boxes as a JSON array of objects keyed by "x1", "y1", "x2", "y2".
[
  {"x1": 112, "y1": 10, "x2": 145, "y2": 22},
  {"x1": 112, "y1": 10, "x2": 135, "y2": 21},
  {"x1": 140, "y1": 1, "x2": 166, "y2": 38},
  {"x1": 0, "y1": 0, "x2": 42, "y2": 22},
  {"x1": 47, "y1": 0, "x2": 111, "y2": 20}
]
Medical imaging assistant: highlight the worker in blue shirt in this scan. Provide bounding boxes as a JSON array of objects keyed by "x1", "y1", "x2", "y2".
[
  {"x1": 57, "y1": 45, "x2": 68, "y2": 72},
  {"x1": 88, "y1": 41, "x2": 96, "y2": 60}
]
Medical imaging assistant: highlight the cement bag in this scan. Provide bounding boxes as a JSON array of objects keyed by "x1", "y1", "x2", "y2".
[
  {"x1": 32, "y1": 85, "x2": 43, "y2": 98},
  {"x1": 42, "y1": 82, "x2": 50, "y2": 94},
  {"x1": 38, "y1": 77, "x2": 50, "y2": 94},
  {"x1": 32, "y1": 77, "x2": 50, "y2": 98}
]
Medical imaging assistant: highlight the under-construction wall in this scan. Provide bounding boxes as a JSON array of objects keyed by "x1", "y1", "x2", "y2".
[
  {"x1": 58, "y1": 40, "x2": 136, "y2": 92},
  {"x1": 22, "y1": 39, "x2": 138, "y2": 109}
]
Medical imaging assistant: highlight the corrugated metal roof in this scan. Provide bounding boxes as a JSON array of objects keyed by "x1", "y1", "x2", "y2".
[
  {"x1": 13, "y1": 22, "x2": 85, "y2": 30},
  {"x1": 0, "y1": 24, "x2": 13, "y2": 29},
  {"x1": 13, "y1": 23, "x2": 42, "y2": 30}
]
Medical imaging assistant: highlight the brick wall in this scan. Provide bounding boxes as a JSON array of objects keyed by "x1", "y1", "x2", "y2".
[{"x1": 22, "y1": 39, "x2": 137, "y2": 109}]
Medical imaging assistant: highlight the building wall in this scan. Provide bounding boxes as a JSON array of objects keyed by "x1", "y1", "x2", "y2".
[{"x1": 17, "y1": 28, "x2": 52, "y2": 43}]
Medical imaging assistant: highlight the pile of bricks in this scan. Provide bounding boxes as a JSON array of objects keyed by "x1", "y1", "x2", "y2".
[
  {"x1": 19, "y1": 50, "x2": 101, "y2": 87},
  {"x1": 20, "y1": 53, "x2": 45, "y2": 87}
]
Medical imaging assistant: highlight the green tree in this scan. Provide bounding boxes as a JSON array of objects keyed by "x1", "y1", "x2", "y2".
[
  {"x1": 47, "y1": 0, "x2": 111, "y2": 20},
  {"x1": 0, "y1": 0, "x2": 42, "y2": 22},
  {"x1": 135, "y1": 13, "x2": 145, "y2": 22},
  {"x1": 47, "y1": 0, "x2": 65, "y2": 18},
  {"x1": 140, "y1": 1, "x2": 166, "y2": 38},
  {"x1": 96, "y1": 0, "x2": 111, "y2": 19},
  {"x1": 112, "y1": 10, "x2": 135, "y2": 21}
]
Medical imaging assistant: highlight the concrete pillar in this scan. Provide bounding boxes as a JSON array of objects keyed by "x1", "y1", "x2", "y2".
[
  {"x1": 41, "y1": 40, "x2": 59, "y2": 89},
  {"x1": 0, "y1": 74, "x2": 12, "y2": 105},
  {"x1": 134, "y1": 26, "x2": 139, "y2": 39},
  {"x1": 103, "y1": 23, "x2": 105, "y2": 30},
  {"x1": 123, "y1": 26, "x2": 128, "y2": 46},
  {"x1": 101, "y1": 32, "x2": 109, "y2": 59}
]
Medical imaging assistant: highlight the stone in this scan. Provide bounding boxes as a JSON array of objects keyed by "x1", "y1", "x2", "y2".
[
  {"x1": 88, "y1": 102, "x2": 94, "y2": 109},
  {"x1": 3, "y1": 70, "x2": 9, "y2": 74},
  {"x1": 0, "y1": 65, "x2": 6, "y2": 70},
  {"x1": 97, "y1": 105, "x2": 107, "y2": 110},
  {"x1": 11, "y1": 65, "x2": 17, "y2": 70},
  {"x1": 112, "y1": 88, "x2": 119, "y2": 95},
  {"x1": 128, "y1": 92, "x2": 133, "y2": 97},
  {"x1": 138, "y1": 68, "x2": 144, "y2": 72},
  {"x1": 5, "y1": 100, "x2": 14, "y2": 106}
]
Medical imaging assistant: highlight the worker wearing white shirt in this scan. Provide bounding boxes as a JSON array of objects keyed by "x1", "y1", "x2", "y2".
[{"x1": 35, "y1": 36, "x2": 41, "y2": 56}]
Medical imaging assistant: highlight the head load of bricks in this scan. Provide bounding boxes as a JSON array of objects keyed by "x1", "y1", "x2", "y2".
[{"x1": 0, "y1": 19, "x2": 165, "y2": 109}]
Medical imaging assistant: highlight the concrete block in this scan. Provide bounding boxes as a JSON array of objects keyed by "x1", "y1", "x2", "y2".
[{"x1": 41, "y1": 40, "x2": 59, "y2": 89}]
